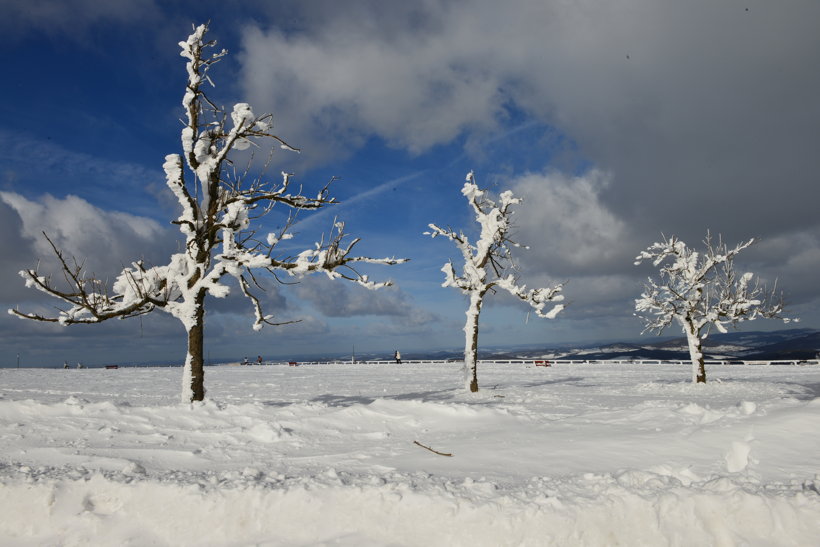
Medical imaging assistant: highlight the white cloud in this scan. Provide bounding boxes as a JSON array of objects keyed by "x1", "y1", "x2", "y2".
[
  {"x1": 4, "y1": 0, "x2": 819, "y2": 360},
  {"x1": 0, "y1": 199, "x2": 35, "y2": 300},
  {"x1": 511, "y1": 170, "x2": 631, "y2": 274},
  {"x1": 0, "y1": 191, "x2": 175, "y2": 293},
  {"x1": 0, "y1": 131, "x2": 169, "y2": 219},
  {"x1": 238, "y1": 10, "x2": 504, "y2": 165},
  {"x1": 744, "y1": 230, "x2": 820, "y2": 305},
  {"x1": 239, "y1": 0, "x2": 820, "y2": 235}
]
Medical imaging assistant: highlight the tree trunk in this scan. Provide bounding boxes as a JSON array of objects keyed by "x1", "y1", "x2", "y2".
[
  {"x1": 463, "y1": 290, "x2": 484, "y2": 392},
  {"x1": 182, "y1": 291, "x2": 207, "y2": 402},
  {"x1": 684, "y1": 322, "x2": 706, "y2": 384}
]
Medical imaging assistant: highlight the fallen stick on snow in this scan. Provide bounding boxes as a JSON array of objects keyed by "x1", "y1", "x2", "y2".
[{"x1": 414, "y1": 440, "x2": 453, "y2": 457}]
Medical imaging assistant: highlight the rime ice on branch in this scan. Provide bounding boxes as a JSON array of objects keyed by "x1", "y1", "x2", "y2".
[
  {"x1": 9, "y1": 23, "x2": 404, "y2": 402},
  {"x1": 426, "y1": 171, "x2": 564, "y2": 392},
  {"x1": 634, "y1": 232, "x2": 792, "y2": 384}
]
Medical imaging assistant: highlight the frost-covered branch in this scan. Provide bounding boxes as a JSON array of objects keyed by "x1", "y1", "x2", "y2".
[
  {"x1": 11, "y1": 22, "x2": 405, "y2": 402},
  {"x1": 236, "y1": 272, "x2": 300, "y2": 330},
  {"x1": 634, "y1": 232, "x2": 792, "y2": 383},
  {"x1": 493, "y1": 276, "x2": 565, "y2": 319},
  {"x1": 427, "y1": 171, "x2": 564, "y2": 392},
  {"x1": 9, "y1": 234, "x2": 164, "y2": 325}
]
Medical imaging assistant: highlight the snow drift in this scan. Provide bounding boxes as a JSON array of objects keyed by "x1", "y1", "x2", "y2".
[{"x1": 1, "y1": 362, "x2": 818, "y2": 545}]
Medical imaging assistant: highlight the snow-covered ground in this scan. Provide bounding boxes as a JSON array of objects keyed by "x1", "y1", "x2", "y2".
[{"x1": 1, "y1": 362, "x2": 818, "y2": 546}]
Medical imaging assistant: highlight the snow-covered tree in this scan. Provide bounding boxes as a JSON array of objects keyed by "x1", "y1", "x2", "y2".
[
  {"x1": 426, "y1": 172, "x2": 564, "y2": 392},
  {"x1": 634, "y1": 232, "x2": 791, "y2": 383},
  {"x1": 9, "y1": 24, "x2": 403, "y2": 402}
]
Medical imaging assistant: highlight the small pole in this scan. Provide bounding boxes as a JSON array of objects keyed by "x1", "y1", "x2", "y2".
[{"x1": 17, "y1": 353, "x2": 20, "y2": 369}]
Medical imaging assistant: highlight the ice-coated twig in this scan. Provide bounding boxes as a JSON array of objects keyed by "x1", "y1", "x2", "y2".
[{"x1": 634, "y1": 232, "x2": 792, "y2": 383}]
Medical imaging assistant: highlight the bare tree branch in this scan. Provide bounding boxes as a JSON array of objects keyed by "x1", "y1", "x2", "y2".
[
  {"x1": 635, "y1": 232, "x2": 794, "y2": 383},
  {"x1": 10, "y1": 22, "x2": 405, "y2": 402},
  {"x1": 427, "y1": 171, "x2": 564, "y2": 392},
  {"x1": 413, "y1": 440, "x2": 453, "y2": 457}
]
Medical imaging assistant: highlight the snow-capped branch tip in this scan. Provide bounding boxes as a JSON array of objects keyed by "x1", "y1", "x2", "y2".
[
  {"x1": 493, "y1": 275, "x2": 566, "y2": 318},
  {"x1": 634, "y1": 232, "x2": 794, "y2": 382},
  {"x1": 236, "y1": 172, "x2": 338, "y2": 211},
  {"x1": 13, "y1": 22, "x2": 408, "y2": 403},
  {"x1": 429, "y1": 170, "x2": 564, "y2": 392},
  {"x1": 250, "y1": 220, "x2": 407, "y2": 292}
]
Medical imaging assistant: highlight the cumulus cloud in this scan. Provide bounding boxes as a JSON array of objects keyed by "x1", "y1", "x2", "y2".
[
  {"x1": 239, "y1": 0, "x2": 820, "y2": 237},
  {"x1": 511, "y1": 170, "x2": 633, "y2": 276},
  {"x1": 295, "y1": 276, "x2": 438, "y2": 328},
  {"x1": 0, "y1": 199, "x2": 35, "y2": 300},
  {"x1": 741, "y1": 230, "x2": 820, "y2": 306},
  {"x1": 4, "y1": 0, "x2": 819, "y2": 361},
  {"x1": 238, "y1": 5, "x2": 504, "y2": 165},
  {"x1": 0, "y1": 191, "x2": 176, "y2": 296},
  {"x1": 0, "y1": 131, "x2": 171, "y2": 224},
  {"x1": 0, "y1": 189, "x2": 333, "y2": 364},
  {"x1": 451, "y1": 168, "x2": 644, "y2": 324},
  {"x1": 236, "y1": 0, "x2": 820, "y2": 337}
]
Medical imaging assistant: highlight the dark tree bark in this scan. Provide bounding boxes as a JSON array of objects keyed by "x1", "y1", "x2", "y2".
[{"x1": 186, "y1": 290, "x2": 207, "y2": 401}]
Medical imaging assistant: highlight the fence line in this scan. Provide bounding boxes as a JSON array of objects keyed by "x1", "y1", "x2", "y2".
[{"x1": 262, "y1": 358, "x2": 820, "y2": 367}]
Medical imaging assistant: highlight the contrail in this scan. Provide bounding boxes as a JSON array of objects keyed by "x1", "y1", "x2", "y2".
[{"x1": 288, "y1": 169, "x2": 428, "y2": 232}]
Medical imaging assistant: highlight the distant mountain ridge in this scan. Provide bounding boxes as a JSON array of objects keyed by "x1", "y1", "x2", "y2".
[
  {"x1": 484, "y1": 328, "x2": 820, "y2": 362},
  {"x1": 265, "y1": 328, "x2": 820, "y2": 364}
]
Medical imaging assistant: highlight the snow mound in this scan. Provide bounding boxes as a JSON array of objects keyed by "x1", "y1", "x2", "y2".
[{"x1": 1, "y1": 362, "x2": 819, "y2": 545}]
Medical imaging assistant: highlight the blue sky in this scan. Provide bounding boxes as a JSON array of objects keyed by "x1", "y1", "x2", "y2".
[{"x1": 2, "y1": 0, "x2": 820, "y2": 367}]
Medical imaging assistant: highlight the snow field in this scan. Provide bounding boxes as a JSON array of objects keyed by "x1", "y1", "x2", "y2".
[{"x1": 1, "y1": 362, "x2": 819, "y2": 546}]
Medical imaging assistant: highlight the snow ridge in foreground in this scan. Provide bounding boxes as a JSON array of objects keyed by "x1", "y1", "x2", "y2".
[
  {"x1": 1, "y1": 363, "x2": 818, "y2": 546},
  {"x1": 3, "y1": 471, "x2": 818, "y2": 546}
]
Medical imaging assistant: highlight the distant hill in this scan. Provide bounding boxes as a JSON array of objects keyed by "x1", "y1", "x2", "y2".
[
  {"x1": 739, "y1": 330, "x2": 820, "y2": 360},
  {"x1": 272, "y1": 328, "x2": 820, "y2": 364},
  {"x1": 481, "y1": 328, "x2": 820, "y2": 362}
]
